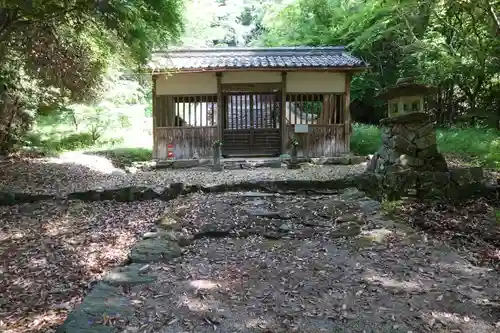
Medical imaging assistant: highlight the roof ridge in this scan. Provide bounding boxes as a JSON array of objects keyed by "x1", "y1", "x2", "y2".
[
  {"x1": 154, "y1": 46, "x2": 346, "y2": 55},
  {"x1": 147, "y1": 46, "x2": 369, "y2": 71}
]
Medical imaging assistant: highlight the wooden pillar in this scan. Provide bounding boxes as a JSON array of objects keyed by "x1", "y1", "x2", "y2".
[
  {"x1": 280, "y1": 71, "x2": 287, "y2": 154},
  {"x1": 216, "y1": 72, "x2": 223, "y2": 141},
  {"x1": 152, "y1": 74, "x2": 158, "y2": 160},
  {"x1": 344, "y1": 74, "x2": 352, "y2": 152}
]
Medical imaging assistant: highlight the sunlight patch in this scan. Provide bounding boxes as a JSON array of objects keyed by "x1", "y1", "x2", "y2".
[
  {"x1": 189, "y1": 279, "x2": 220, "y2": 290},
  {"x1": 178, "y1": 295, "x2": 208, "y2": 312},
  {"x1": 359, "y1": 228, "x2": 393, "y2": 243},
  {"x1": 46, "y1": 152, "x2": 122, "y2": 174},
  {"x1": 363, "y1": 270, "x2": 422, "y2": 291}
]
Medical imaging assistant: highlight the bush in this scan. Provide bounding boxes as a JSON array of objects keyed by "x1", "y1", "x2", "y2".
[
  {"x1": 87, "y1": 147, "x2": 152, "y2": 168},
  {"x1": 350, "y1": 123, "x2": 381, "y2": 156},
  {"x1": 351, "y1": 123, "x2": 500, "y2": 168}
]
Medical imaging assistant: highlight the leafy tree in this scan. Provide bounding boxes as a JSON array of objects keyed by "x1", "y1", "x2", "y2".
[
  {"x1": 260, "y1": 0, "x2": 500, "y2": 126},
  {"x1": 0, "y1": 0, "x2": 183, "y2": 152},
  {"x1": 180, "y1": 0, "x2": 272, "y2": 47}
]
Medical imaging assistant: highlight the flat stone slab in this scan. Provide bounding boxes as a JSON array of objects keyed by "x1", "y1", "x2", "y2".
[
  {"x1": 57, "y1": 283, "x2": 132, "y2": 333},
  {"x1": 171, "y1": 159, "x2": 200, "y2": 169},
  {"x1": 142, "y1": 230, "x2": 193, "y2": 246},
  {"x1": 240, "y1": 191, "x2": 277, "y2": 198},
  {"x1": 129, "y1": 238, "x2": 182, "y2": 263},
  {"x1": 245, "y1": 208, "x2": 290, "y2": 219},
  {"x1": 102, "y1": 264, "x2": 157, "y2": 286}
]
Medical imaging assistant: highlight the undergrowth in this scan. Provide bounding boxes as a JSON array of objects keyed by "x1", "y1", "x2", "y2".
[
  {"x1": 20, "y1": 111, "x2": 500, "y2": 170},
  {"x1": 351, "y1": 123, "x2": 500, "y2": 169}
]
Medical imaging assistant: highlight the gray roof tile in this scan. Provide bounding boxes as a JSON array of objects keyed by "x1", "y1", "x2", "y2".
[{"x1": 148, "y1": 46, "x2": 368, "y2": 71}]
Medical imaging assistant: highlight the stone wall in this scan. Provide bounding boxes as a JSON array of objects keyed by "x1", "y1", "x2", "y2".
[
  {"x1": 360, "y1": 168, "x2": 487, "y2": 201},
  {"x1": 362, "y1": 112, "x2": 488, "y2": 201},
  {"x1": 366, "y1": 112, "x2": 448, "y2": 173},
  {"x1": 0, "y1": 169, "x2": 492, "y2": 207}
]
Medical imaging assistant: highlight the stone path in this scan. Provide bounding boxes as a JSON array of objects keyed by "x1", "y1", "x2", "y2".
[{"x1": 59, "y1": 188, "x2": 500, "y2": 333}]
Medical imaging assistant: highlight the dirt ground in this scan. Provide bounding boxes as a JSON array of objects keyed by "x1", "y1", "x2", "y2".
[
  {"x1": 0, "y1": 199, "x2": 169, "y2": 333},
  {"x1": 1, "y1": 154, "x2": 499, "y2": 333},
  {"x1": 0, "y1": 155, "x2": 364, "y2": 195},
  {"x1": 118, "y1": 190, "x2": 500, "y2": 333}
]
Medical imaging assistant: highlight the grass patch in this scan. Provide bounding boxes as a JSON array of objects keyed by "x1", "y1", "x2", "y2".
[
  {"x1": 350, "y1": 123, "x2": 381, "y2": 156},
  {"x1": 351, "y1": 123, "x2": 500, "y2": 168},
  {"x1": 85, "y1": 147, "x2": 152, "y2": 168}
]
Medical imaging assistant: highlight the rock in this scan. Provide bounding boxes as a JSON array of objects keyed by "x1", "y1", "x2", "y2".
[
  {"x1": 336, "y1": 213, "x2": 358, "y2": 223},
  {"x1": 359, "y1": 200, "x2": 381, "y2": 215},
  {"x1": 129, "y1": 238, "x2": 182, "y2": 263},
  {"x1": 350, "y1": 156, "x2": 367, "y2": 164},
  {"x1": 450, "y1": 167, "x2": 484, "y2": 186},
  {"x1": 330, "y1": 222, "x2": 362, "y2": 238},
  {"x1": 154, "y1": 161, "x2": 173, "y2": 169},
  {"x1": 240, "y1": 192, "x2": 276, "y2": 198},
  {"x1": 245, "y1": 208, "x2": 290, "y2": 219},
  {"x1": 156, "y1": 214, "x2": 182, "y2": 230},
  {"x1": 196, "y1": 223, "x2": 232, "y2": 238},
  {"x1": 102, "y1": 264, "x2": 157, "y2": 286},
  {"x1": 311, "y1": 156, "x2": 350, "y2": 165},
  {"x1": 171, "y1": 159, "x2": 200, "y2": 169},
  {"x1": 340, "y1": 188, "x2": 366, "y2": 200},
  {"x1": 125, "y1": 167, "x2": 138, "y2": 174},
  {"x1": 57, "y1": 283, "x2": 132, "y2": 333},
  {"x1": 279, "y1": 222, "x2": 293, "y2": 232},
  {"x1": 212, "y1": 165, "x2": 224, "y2": 171},
  {"x1": 142, "y1": 230, "x2": 193, "y2": 246},
  {"x1": 199, "y1": 159, "x2": 211, "y2": 166}
]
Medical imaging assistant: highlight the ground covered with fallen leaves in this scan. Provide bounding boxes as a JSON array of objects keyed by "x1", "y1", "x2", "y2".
[
  {"x1": 0, "y1": 199, "x2": 169, "y2": 333},
  {"x1": 116, "y1": 190, "x2": 499, "y2": 333},
  {"x1": 1, "y1": 153, "x2": 499, "y2": 333},
  {"x1": 0, "y1": 155, "x2": 364, "y2": 195}
]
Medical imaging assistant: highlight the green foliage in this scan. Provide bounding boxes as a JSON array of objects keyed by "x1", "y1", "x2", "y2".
[
  {"x1": 180, "y1": 0, "x2": 270, "y2": 47},
  {"x1": 24, "y1": 99, "x2": 152, "y2": 155},
  {"x1": 350, "y1": 123, "x2": 382, "y2": 156},
  {"x1": 261, "y1": 0, "x2": 500, "y2": 125},
  {"x1": 0, "y1": 0, "x2": 183, "y2": 152},
  {"x1": 88, "y1": 148, "x2": 152, "y2": 168},
  {"x1": 351, "y1": 123, "x2": 500, "y2": 168},
  {"x1": 436, "y1": 128, "x2": 500, "y2": 167}
]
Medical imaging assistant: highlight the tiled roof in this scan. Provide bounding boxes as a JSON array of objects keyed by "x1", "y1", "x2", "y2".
[{"x1": 148, "y1": 46, "x2": 368, "y2": 72}]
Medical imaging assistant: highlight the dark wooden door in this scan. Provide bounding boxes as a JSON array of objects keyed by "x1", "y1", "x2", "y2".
[{"x1": 222, "y1": 91, "x2": 281, "y2": 157}]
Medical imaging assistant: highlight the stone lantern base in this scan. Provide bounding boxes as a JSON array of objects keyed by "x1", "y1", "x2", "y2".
[{"x1": 366, "y1": 112, "x2": 448, "y2": 174}]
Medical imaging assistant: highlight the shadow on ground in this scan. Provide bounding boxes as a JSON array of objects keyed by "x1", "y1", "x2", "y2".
[
  {"x1": 0, "y1": 198, "x2": 168, "y2": 333},
  {"x1": 83, "y1": 148, "x2": 152, "y2": 169},
  {"x1": 106, "y1": 190, "x2": 500, "y2": 333}
]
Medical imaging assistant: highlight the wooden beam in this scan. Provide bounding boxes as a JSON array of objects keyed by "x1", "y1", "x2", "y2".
[
  {"x1": 221, "y1": 82, "x2": 282, "y2": 92},
  {"x1": 165, "y1": 96, "x2": 174, "y2": 127},
  {"x1": 280, "y1": 72, "x2": 287, "y2": 154},
  {"x1": 216, "y1": 72, "x2": 223, "y2": 141},
  {"x1": 344, "y1": 74, "x2": 352, "y2": 152},
  {"x1": 152, "y1": 74, "x2": 158, "y2": 160}
]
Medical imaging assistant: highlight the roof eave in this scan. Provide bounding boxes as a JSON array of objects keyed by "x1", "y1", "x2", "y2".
[{"x1": 150, "y1": 65, "x2": 371, "y2": 74}]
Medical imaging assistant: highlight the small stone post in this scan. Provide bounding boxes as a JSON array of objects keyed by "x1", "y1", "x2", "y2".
[
  {"x1": 212, "y1": 140, "x2": 223, "y2": 171},
  {"x1": 288, "y1": 138, "x2": 301, "y2": 169}
]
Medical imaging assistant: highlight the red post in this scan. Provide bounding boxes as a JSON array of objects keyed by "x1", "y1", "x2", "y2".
[{"x1": 167, "y1": 144, "x2": 174, "y2": 160}]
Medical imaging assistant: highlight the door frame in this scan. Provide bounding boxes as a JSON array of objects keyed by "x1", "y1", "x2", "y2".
[{"x1": 221, "y1": 83, "x2": 282, "y2": 157}]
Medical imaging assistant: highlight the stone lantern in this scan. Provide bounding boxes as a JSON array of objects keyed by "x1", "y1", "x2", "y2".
[
  {"x1": 379, "y1": 77, "x2": 435, "y2": 118},
  {"x1": 366, "y1": 77, "x2": 448, "y2": 174}
]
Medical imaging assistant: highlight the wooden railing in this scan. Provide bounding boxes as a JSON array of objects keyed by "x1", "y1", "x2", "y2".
[
  {"x1": 285, "y1": 93, "x2": 344, "y2": 125},
  {"x1": 284, "y1": 124, "x2": 348, "y2": 157},
  {"x1": 154, "y1": 126, "x2": 218, "y2": 160}
]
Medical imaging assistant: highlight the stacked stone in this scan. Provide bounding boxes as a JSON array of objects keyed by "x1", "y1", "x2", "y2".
[{"x1": 366, "y1": 112, "x2": 448, "y2": 174}]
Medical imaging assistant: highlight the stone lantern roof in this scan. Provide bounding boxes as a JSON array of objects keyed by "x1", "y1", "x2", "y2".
[{"x1": 375, "y1": 77, "x2": 438, "y2": 101}]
